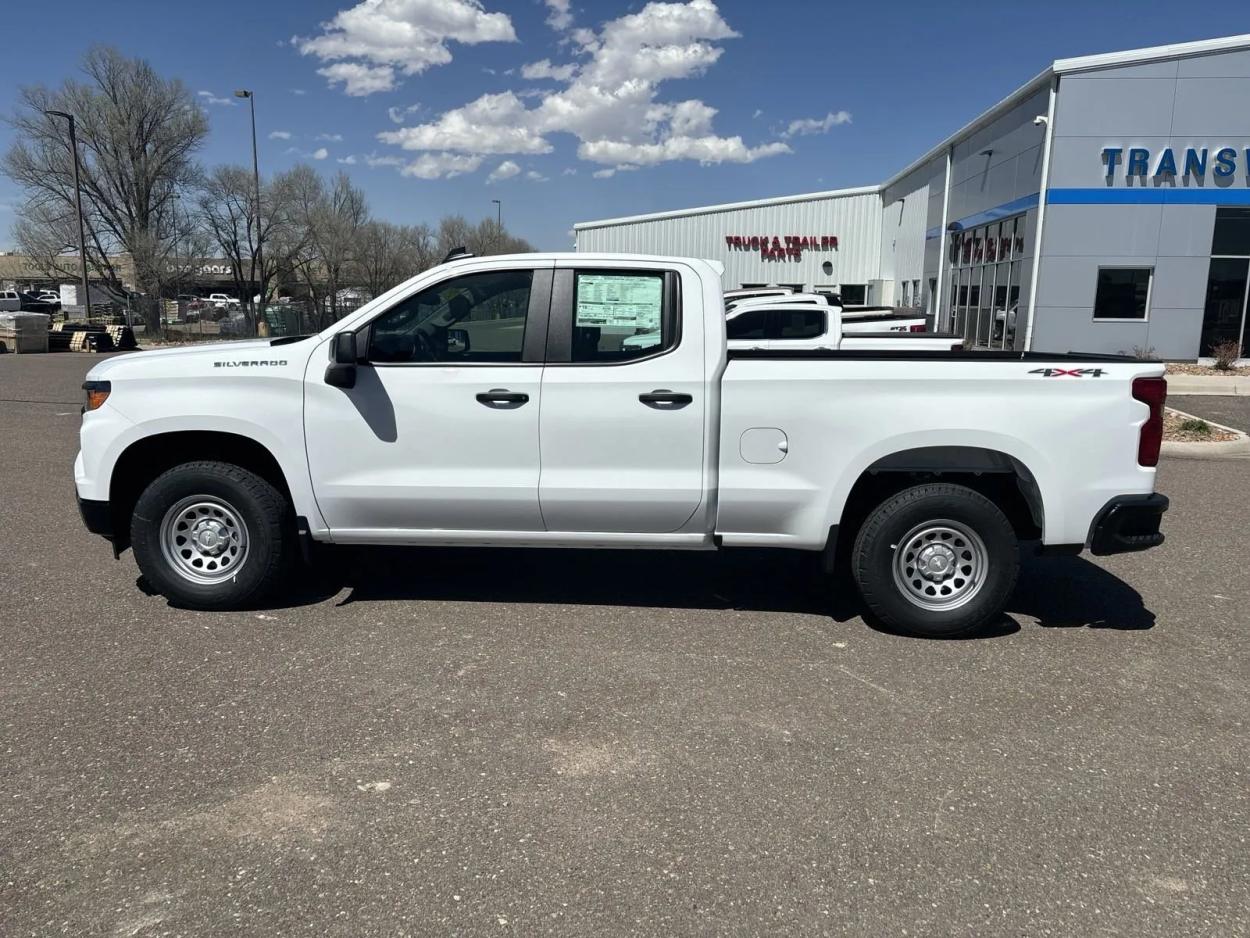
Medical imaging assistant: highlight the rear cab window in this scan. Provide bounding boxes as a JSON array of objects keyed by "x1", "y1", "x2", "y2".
[{"x1": 549, "y1": 269, "x2": 680, "y2": 363}]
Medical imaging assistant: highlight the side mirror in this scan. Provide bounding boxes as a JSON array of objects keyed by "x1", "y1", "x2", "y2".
[
  {"x1": 447, "y1": 327, "x2": 471, "y2": 356},
  {"x1": 325, "y1": 331, "x2": 357, "y2": 389}
]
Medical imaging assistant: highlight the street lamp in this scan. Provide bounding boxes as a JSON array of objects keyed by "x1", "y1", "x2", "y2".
[
  {"x1": 234, "y1": 89, "x2": 265, "y2": 334},
  {"x1": 43, "y1": 110, "x2": 91, "y2": 320},
  {"x1": 491, "y1": 199, "x2": 501, "y2": 252}
]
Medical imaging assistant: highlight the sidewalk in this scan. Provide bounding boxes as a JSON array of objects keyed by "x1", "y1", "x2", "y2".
[{"x1": 1165, "y1": 373, "x2": 1250, "y2": 395}]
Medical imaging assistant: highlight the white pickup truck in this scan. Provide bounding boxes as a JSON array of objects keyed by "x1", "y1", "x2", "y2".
[{"x1": 74, "y1": 252, "x2": 1169, "y2": 637}]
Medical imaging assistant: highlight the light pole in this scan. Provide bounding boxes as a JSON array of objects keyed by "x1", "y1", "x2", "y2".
[
  {"x1": 491, "y1": 199, "x2": 501, "y2": 252},
  {"x1": 44, "y1": 110, "x2": 91, "y2": 319},
  {"x1": 234, "y1": 89, "x2": 265, "y2": 334}
]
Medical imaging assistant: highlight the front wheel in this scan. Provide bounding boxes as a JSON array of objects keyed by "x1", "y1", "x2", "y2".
[
  {"x1": 131, "y1": 461, "x2": 294, "y2": 610},
  {"x1": 851, "y1": 483, "x2": 1019, "y2": 638}
]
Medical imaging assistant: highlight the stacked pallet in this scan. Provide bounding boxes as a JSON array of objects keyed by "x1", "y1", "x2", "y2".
[{"x1": 0, "y1": 313, "x2": 51, "y2": 354}]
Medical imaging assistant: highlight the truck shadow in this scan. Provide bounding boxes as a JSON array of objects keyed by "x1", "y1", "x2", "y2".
[{"x1": 258, "y1": 543, "x2": 1155, "y2": 637}]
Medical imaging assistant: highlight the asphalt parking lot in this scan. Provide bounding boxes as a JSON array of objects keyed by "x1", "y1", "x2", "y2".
[
  {"x1": 2, "y1": 352, "x2": 1248, "y2": 937},
  {"x1": 1170, "y1": 394, "x2": 1250, "y2": 434}
]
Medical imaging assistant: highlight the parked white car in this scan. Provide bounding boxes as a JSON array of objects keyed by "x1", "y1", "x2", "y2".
[
  {"x1": 723, "y1": 286, "x2": 793, "y2": 304},
  {"x1": 726, "y1": 304, "x2": 947, "y2": 350},
  {"x1": 75, "y1": 252, "x2": 1169, "y2": 637},
  {"x1": 726, "y1": 291, "x2": 830, "y2": 312},
  {"x1": 207, "y1": 293, "x2": 234, "y2": 309}
]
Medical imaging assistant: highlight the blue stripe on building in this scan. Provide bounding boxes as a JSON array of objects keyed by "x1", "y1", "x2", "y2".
[{"x1": 1046, "y1": 187, "x2": 1250, "y2": 205}]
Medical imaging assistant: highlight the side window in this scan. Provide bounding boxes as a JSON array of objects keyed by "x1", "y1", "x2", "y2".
[
  {"x1": 774, "y1": 308, "x2": 826, "y2": 340},
  {"x1": 368, "y1": 270, "x2": 533, "y2": 364},
  {"x1": 571, "y1": 270, "x2": 672, "y2": 362},
  {"x1": 726, "y1": 309, "x2": 769, "y2": 340}
]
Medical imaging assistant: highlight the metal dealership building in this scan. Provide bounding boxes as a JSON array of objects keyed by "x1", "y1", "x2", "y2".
[{"x1": 575, "y1": 34, "x2": 1250, "y2": 360}]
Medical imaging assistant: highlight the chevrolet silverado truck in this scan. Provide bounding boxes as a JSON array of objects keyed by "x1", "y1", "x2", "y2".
[{"x1": 74, "y1": 253, "x2": 1169, "y2": 637}]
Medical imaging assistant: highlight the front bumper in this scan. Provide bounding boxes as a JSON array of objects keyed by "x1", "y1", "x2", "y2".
[
  {"x1": 77, "y1": 494, "x2": 114, "y2": 540},
  {"x1": 1088, "y1": 493, "x2": 1168, "y2": 556}
]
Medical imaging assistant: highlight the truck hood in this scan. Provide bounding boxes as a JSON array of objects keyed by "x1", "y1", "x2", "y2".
[{"x1": 85, "y1": 337, "x2": 314, "y2": 381}]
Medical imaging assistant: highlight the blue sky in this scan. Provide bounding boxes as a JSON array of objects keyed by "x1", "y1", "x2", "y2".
[{"x1": 2, "y1": 0, "x2": 1249, "y2": 251}]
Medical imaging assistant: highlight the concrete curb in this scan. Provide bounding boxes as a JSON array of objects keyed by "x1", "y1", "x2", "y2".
[
  {"x1": 1165, "y1": 373, "x2": 1250, "y2": 396},
  {"x1": 1161, "y1": 407, "x2": 1250, "y2": 460}
]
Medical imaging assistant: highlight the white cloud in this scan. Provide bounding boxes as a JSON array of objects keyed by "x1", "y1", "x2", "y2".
[
  {"x1": 297, "y1": 0, "x2": 517, "y2": 96},
  {"x1": 544, "y1": 0, "x2": 573, "y2": 31},
  {"x1": 269, "y1": 130, "x2": 293, "y2": 140},
  {"x1": 521, "y1": 59, "x2": 577, "y2": 81},
  {"x1": 316, "y1": 132, "x2": 344, "y2": 141},
  {"x1": 752, "y1": 108, "x2": 763, "y2": 119},
  {"x1": 782, "y1": 110, "x2": 852, "y2": 138},
  {"x1": 365, "y1": 153, "x2": 406, "y2": 168},
  {"x1": 312, "y1": 147, "x2": 330, "y2": 160},
  {"x1": 373, "y1": 1, "x2": 789, "y2": 174},
  {"x1": 378, "y1": 91, "x2": 552, "y2": 155},
  {"x1": 579, "y1": 136, "x2": 788, "y2": 166},
  {"x1": 318, "y1": 62, "x2": 396, "y2": 96},
  {"x1": 197, "y1": 91, "x2": 236, "y2": 107},
  {"x1": 400, "y1": 152, "x2": 483, "y2": 179},
  {"x1": 562, "y1": 167, "x2": 577, "y2": 176},
  {"x1": 291, "y1": 88, "x2": 308, "y2": 95},
  {"x1": 526, "y1": 170, "x2": 549, "y2": 182},
  {"x1": 387, "y1": 103, "x2": 423, "y2": 124},
  {"x1": 338, "y1": 155, "x2": 359, "y2": 164},
  {"x1": 592, "y1": 168, "x2": 615, "y2": 179},
  {"x1": 487, "y1": 160, "x2": 521, "y2": 182}
]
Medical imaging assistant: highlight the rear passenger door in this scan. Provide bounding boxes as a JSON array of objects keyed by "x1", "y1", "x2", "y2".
[{"x1": 537, "y1": 264, "x2": 707, "y2": 534}]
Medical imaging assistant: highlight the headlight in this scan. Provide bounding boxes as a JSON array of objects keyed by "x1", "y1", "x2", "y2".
[{"x1": 82, "y1": 380, "x2": 111, "y2": 412}]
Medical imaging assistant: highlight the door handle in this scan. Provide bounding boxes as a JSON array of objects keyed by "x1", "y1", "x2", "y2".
[
  {"x1": 639, "y1": 389, "x2": 693, "y2": 409},
  {"x1": 476, "y1": 388, "x2": 529, "y2": 408}
]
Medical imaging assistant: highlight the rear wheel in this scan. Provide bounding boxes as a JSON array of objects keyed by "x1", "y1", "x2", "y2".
[
  {"x1": 851, "y1": 483, "x2": 1019, "y2": 638},
  {"x1": 131, "y1": 461, "x2": 293, "y2": 610}
]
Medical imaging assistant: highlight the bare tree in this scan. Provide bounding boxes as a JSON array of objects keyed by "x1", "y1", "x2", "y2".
[
  {"x1": 282, "y1": 169, "x2": 368, "y2": 328},
  {"x1": 437, "y1": 214, "x2": 533, "y2": 259},
  {"x1": 3, "y1": 46, "x2": 208, "y2": 333},
  {"x1": 198, "y1": 165, "x2": 295, "y2": 329},
  {"x1": 353, "y1": 220, "x2": 440, "y2": 298}
]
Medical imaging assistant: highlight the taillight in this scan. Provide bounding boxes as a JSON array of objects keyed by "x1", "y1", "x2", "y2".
[
  {"x1": 1132, "y1": 376, "x2": 1166, "y2": 467},
  {"x1": 908, "y1": 324, "x2": 926, "y2": 333}
]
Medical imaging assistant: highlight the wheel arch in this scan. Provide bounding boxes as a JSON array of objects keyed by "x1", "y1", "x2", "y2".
[
  {"x1": 827, "y1": 445, "x2": 1043, "y2": 570},
  {"x1": 108, "y1": 431, "x2": 296, "y2": 552}
]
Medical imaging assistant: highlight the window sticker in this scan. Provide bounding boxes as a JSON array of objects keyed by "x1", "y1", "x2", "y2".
[{"x1": 576, "y1": 274, "x2": 662, "y2": 332}]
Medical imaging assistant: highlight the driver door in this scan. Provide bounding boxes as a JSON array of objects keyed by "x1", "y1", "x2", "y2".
[{"x1": 304, "y1": 262, "x2": 552, "y2": 538}]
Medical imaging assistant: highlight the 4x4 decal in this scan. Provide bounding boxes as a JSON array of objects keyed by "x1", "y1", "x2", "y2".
[{"x1": 1028, "y1": 367, "x2": 1107, "y2": 378}]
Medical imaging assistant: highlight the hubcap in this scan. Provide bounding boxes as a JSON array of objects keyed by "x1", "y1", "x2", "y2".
[
  {"x1": 891, "y1": 519, "x2": 987, "y2": 612},
  {"x1": 159, "y1": 496, "x2": 249, "y2": 585}
]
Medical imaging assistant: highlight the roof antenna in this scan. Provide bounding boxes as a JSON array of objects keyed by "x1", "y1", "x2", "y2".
[{"x1": 441, "y1": 246, "x2": 474, "y2": 264}]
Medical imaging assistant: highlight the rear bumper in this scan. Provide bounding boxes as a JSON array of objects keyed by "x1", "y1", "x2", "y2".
[
  {"x1": 1088, "y1": 493, "x2": 1168, "y2": 556},
  {"x1": 77, "y1": 494, "x2": 114, "y2": 540}
]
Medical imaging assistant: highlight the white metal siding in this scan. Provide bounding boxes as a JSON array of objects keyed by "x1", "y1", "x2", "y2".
[
  {"x1": 576, "y1": 191, "x2": 883, "y2": 292},
  {"x1": 880, "y1": 185, "x2": 929, "y2": 289}
]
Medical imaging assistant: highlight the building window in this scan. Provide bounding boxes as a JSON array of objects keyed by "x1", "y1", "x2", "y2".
[
  {"x1": 945, "y1": 214, "x2": 1023, "y2": 348},
  {"x1": 1212, "y1": 207, "x2": 1250, "y2": 256},
  {"x1": 1092, "y1": 268, "x2": 1152, "y2": 321},
  {"x1": 840, "y1": 284, "x2": 867, "y2": 305}
]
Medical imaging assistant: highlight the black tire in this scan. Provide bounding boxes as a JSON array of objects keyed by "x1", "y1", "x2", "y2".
[
  {"x1": 131, "y1": 461, "x2": 294, "y2": 610},
  {"x1": 851, "y1": 483, "x2": 1019, "y2": 638}
]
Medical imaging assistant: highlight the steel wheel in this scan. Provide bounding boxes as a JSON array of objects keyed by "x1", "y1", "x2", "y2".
[
  {"x1": 159, "y1": 495, "x2": 250, "y2": 585},
  {"x1": 891, "y1": 518, "x2": 987, "y2": 612}
]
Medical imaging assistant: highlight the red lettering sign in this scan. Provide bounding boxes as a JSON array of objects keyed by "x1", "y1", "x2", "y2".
[{"x1": 726, "y1": 235, "x2": 839, "y2": 260}]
